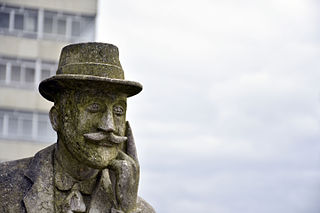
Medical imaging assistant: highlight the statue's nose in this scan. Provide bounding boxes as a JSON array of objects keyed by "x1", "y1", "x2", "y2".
[{"x1": 98, "y1": 110, "x2": 115, "y2": 133}]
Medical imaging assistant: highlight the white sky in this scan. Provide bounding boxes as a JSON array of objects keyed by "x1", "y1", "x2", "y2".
[{"x1": 97, "y1": 0, "x2": 320, "y2": 212}]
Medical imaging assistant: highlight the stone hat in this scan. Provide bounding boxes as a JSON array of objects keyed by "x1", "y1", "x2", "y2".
[{"x1": 39, "y1": 42, "x2": 142, "y2": 102}]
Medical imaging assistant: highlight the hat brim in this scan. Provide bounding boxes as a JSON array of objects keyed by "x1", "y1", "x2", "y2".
[{"x1": 39, "y1": 74, "x2": 143, "y2": 102}]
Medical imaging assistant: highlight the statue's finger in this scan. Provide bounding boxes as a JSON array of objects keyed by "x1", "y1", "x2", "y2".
[
  {"x1": 108, "y1": 159, "x2": 123, "y2": 174},
  {"x1": 109, "y1": 151, "x2": 138, "y2": 171},
  {"x1": 117, "y1": 150, "x2": 137, "y2": 166},
  {"x1": 125, "y1": 121, "x2": 138, "y2": 163},
  {"x1": 116, "y1": 150, "x2": 140, "y2": 176}
]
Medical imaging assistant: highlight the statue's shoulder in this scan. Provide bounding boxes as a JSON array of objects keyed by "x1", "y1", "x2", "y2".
[
  {"x1": 0, "y1": 157, "x2": 33, "y2": 210},
  {"x1": 0, "y1": 144, "x2": 55, "y2": 209},
  {"x1": 0, "y1": 157, "x2": 32, "y2": 184},
  {"x1": 137, "y1": 196, "x2": 156, "y2": 213}
]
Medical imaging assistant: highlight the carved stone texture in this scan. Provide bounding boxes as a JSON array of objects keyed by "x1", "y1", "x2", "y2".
[{"x1": 0, "y1": 43, "x2": 156, "y2": 213}]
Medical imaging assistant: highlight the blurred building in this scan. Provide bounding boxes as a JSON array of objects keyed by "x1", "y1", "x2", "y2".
[{"x1": 0, "y1": 0, "x2": 97, "y2": 161}]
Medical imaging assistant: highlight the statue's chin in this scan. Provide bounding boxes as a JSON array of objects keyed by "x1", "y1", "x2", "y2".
[
  {"x1": 60, "y1": 134, "x2": 120, "y2": 170},
  {"x1": 79, "y1": 146, "x2": 119, "y2": 170}
]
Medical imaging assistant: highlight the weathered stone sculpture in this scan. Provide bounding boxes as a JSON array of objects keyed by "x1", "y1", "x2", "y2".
[{"x1": 0, "y1": 43, "x2": 156, "y2": 213}]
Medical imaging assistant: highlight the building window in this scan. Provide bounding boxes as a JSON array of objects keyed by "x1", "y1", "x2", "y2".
[
  {"x1": 8, "y1": 115, "x2": 19, "y2": 135},
  {"x1": 0, "y1": 56, "x2": 57, "y2": 89},
  {"x1": 43, "y1": 10, "x2": 95, "y2": 42},
  {"x1": 24, "y1": 12, "x2": 37, "y2": 32},
  {"x1": 57, "y1": 18, "x2": 66, "y2": 35},
  {"x1": 14, "y1": 14, "x2": 24, "y2": 30},
  {"x1": 0, "y1": 114, "x2": 3, "y2": 135},
  {"x1": 0, "y1": 4, "x2": 38, "y2": 38},
  {"x1": 72, "y1": 20, "x2": 81, "y2": 37},
  {"x1": 0, "y1": 11, "x2": 10, "y2": 29},
  {"x1": 11, "y1": 65, "x2": 22, "y2": 82},
  {"x1": 37, "y1": 114, "x2": 54, "y2": 140},
  {"x1": 0, "y1": 109, "x2": 56, "y2": 143},
  {"x1": 25, "y1": 67, "x2": 35, "y2": 83},
  {"x1": 0, "y1": 63, "x2": 6, "y2": 81},
  {"x1": 8, "y1": 59, "x2": 36, "y2": 87},
  {"x1": 0, "y1": 3, "x2": 95, "y2": 42},
  {"x1": 41, "y1": 61, "x2": 56, "y2": 81}
]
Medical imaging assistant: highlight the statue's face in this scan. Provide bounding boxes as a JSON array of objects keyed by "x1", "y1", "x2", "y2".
[{"x1": 57, "y1": 90, "x2": 127, "y2": 169}]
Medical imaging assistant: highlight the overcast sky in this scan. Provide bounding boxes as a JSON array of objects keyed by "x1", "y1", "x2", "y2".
[{"x1": 97, "y1": 0, "x2": 320, "y2": 212}]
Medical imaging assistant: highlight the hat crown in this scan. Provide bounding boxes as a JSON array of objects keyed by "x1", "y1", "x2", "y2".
[
  {"x1": 39, "y1": 42, "x2": 143, "y2": 102},
  {"x1": 57, "y1": 42, "x2": 124, "y2": 79}
]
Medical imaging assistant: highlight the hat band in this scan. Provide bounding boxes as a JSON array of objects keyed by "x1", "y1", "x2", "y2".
[
  {"x1": 59, "y1": 62, "x2": 122, "y2": 69},
  {"x1": 57, "y1": 63, "x2": 125, "y2": 79}
]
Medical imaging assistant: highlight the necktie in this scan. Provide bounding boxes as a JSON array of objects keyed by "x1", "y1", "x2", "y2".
[
  {"x1": 61, "y1": 183, "x2": 86, "y2": 213},
  {"x1": 89, "y1": 169, "x2": 118, "y2": 212}
]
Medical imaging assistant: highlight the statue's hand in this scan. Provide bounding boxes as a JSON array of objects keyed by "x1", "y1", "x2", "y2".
[{"x1": 109, "y1": 121, "x2": 140, "y2": 213}]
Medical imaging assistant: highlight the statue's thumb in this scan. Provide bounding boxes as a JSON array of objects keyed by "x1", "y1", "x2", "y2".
[{"x1": 125, "y1": 121, "x2": 138, "y2": 162}]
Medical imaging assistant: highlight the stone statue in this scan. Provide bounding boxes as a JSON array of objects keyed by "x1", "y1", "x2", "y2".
[{"x1": 0, "y1": 43, "x2": 156, "y2": 213}]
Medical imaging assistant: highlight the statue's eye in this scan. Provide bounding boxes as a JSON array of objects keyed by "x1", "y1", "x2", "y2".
[
  {"x1": 87, "y1": 103, "x2": 101, "y2": 112},
  {"x1": 113, "y1": 105, "x2": 125, "y2": 116}
]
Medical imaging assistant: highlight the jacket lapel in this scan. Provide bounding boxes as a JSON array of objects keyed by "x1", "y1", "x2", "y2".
[{"x1": 23, "y1": 144, "x2": 56, "y2": 213}]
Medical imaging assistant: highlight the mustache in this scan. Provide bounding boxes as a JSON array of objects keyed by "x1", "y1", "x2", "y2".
[{"x1": 83, "y1": 132, "x2": 127, "y2": 146}]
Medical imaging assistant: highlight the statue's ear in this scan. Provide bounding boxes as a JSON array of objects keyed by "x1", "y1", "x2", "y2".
[{"x1": 49, "y1": 106, "x2": 59, "y2": 132}]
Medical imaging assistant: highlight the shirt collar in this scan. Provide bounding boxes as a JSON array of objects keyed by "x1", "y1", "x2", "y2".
[{"x1": 54, "y1": 156, "x2": 98, "y2": 195}]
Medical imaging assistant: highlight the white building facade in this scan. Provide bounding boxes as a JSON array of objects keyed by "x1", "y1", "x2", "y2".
[{"x1": 0, "y1": 0, "x2": 97, "y2": 161}]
